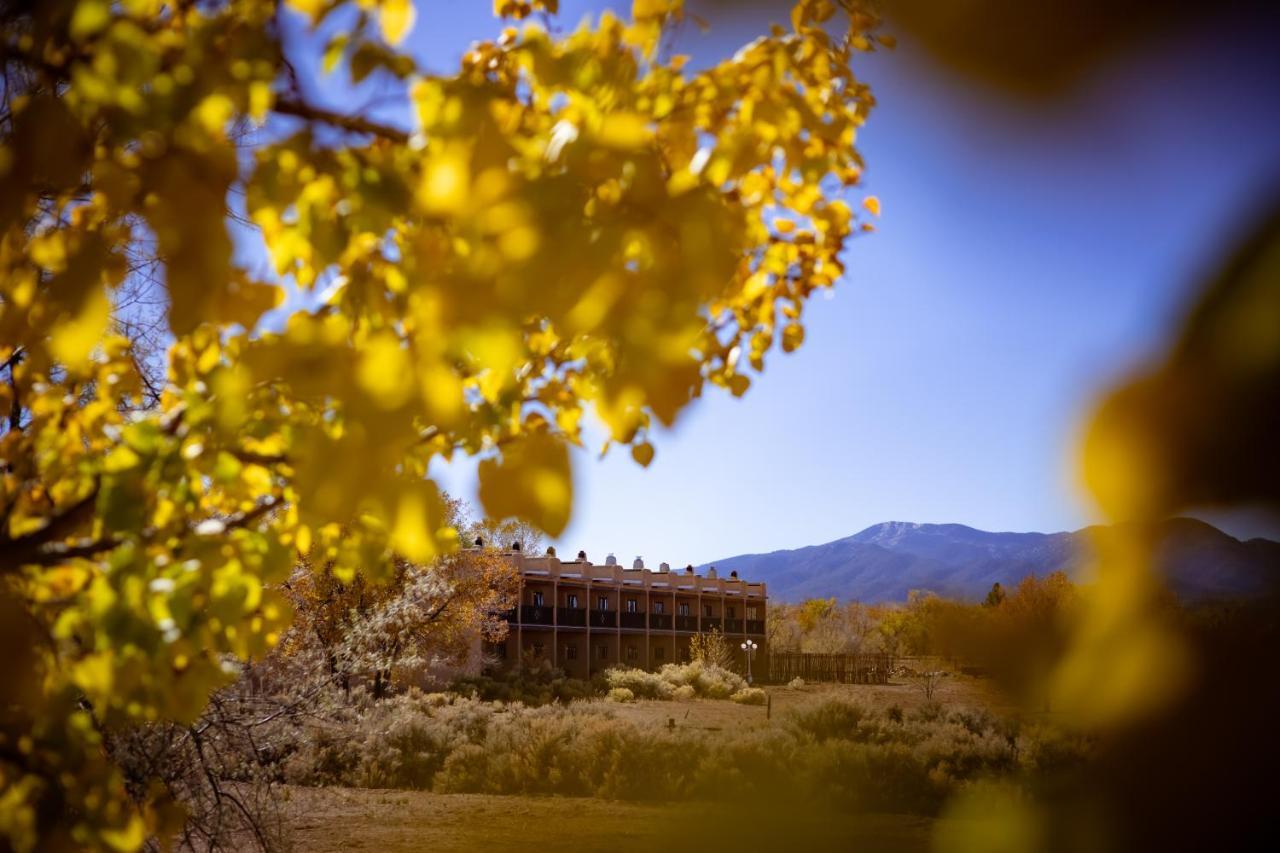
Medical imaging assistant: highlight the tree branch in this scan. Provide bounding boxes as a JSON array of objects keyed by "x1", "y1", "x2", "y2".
[{"x1": 272, "y1": 97, "x2": 410, "y2": 143}]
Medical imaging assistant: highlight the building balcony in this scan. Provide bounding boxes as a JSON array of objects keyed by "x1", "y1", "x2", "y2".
[
  {"x1": 675, "y1": 615, "x2": 698, "y2": 632},
  {"x1": 589, "y1": 610, "x2": 616, "y2": 628},
  {"x1": 649, "y1": 613, "x2": 672, "y2": 630},
  {"x1": 702, "y1": 617, "x2": 722, "y2": 632},
  {"x1": 746, "y1": 620, "x2": 765, "y2": 635},
  {"x1": 521, "y1": 605, "x2": 553, "y2": 626},
  {"x1": 724, "y1": 618, "x2": 744, "y2": 633},
  {"x1": 620, "y1": 611, "x2": 646, "y2": 629},
  {"x1": 558, "y1": 607, "x2": 586, "y2": 627},
  {"x1": 501, "y1": 607, "x2": 517, "y2": 624}
]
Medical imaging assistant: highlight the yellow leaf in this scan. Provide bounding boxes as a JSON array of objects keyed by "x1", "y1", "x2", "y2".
[
  {"x1": 595, "y1": 113, "x2": 653, "y2": 151},
  {"x1": 390, "y1": 480, "x2": 443, "y2": 562},
  {"x1": 478, "y1": 433, "x2": 573, "y2": 537},
  {"x1": 379, "y1": 0, "x2": 416, "y2": 45},
  {"x1": 49, "y1": 288, "x2": 110, "y2": 372},
  {"x1": 357, "y1": 332, "x2": 414, "y2": 409},
  {"x1": 863, "y1": 195, "x2": 881, "y2": 216},
  {"x1": 631, "y1": 441, "x2": 655, "y2": 467},
  {"x1": 416, "y1": 145, "x2": 471, "y2": 215}
]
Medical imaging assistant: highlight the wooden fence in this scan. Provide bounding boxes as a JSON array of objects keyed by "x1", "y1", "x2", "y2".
[{"x1": 767, "y1": 652, "x2": 892, "y2": 684}]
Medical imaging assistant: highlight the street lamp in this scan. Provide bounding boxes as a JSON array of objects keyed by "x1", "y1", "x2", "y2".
[{"x1": 740, "y1": 639, "x2": 758, "y2": 685}]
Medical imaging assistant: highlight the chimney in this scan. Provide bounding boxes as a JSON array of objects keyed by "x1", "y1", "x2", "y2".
[
  {"x1": 633, "y1": 556, "x2": 645, "y2": 569},
  {"x1": 729, "y1": 570, "x2": 738, "y2": 579},
  {"x1": 577, "y1": 550, "x2": 587, "y2": 561},
  {"x1": 511, "y1": 542, "x2": 521, "y2": 551},
  {"x1": 605, "y1": 553, "x2": 618, "y2": 566},
  {"x1": 659, "y1": 562, "x2": 670, "y2": 573},
  {"x1": 707, "y1": 566, "x2": 718, "y2": 579},
  {"x1": 474, "y1": 536, "x2": 484, "y2": 548},
  {"x1": 685, "y1": 565, "x2": 694, "y2": 574},
  {"x1": 546, "y1": 546, "x2": 557, "y2": 556}
]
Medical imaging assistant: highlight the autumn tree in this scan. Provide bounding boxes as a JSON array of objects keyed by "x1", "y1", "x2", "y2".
[{"x1": 0, "y1": 0, "x2": 885, "y2": 848}]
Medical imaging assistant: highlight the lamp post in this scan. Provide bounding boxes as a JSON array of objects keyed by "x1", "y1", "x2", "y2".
[{"x1": 740, "y1": 639, "x2": 758, "y2": 685}]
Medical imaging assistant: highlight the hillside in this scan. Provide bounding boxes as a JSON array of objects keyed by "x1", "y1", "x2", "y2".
[{"x1": 701, "y1": 518, "x2": 1277, "y2": 603}]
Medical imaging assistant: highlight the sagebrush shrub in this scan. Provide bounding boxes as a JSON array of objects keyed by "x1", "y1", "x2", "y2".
[
  {"x1": 672, "y1": 684, "x2": 696, "y2": 702},
  {"x1": 607, "y1": 687, "x2": 636, "y2": 703},
  {"x1": 604, "y1": 667, "x2": 673, "y2": 699},
  {"x1": 271, "y1": 683, "x2": 1087, "y2": 817},
  {"x1": 730, "y1": 687, "x2": 767, "y2": 706},
  {"x1": 788, "y1": 699, "x2": 867, "y2": 742}
]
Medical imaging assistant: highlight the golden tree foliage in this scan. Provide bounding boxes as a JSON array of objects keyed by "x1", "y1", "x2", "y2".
[{"x1": 0, "y1": 0, "x2": 883, "y2": 848}]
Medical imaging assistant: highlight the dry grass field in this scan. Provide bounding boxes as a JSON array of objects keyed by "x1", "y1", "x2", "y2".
[
  {"x1": 269, "y1": 679, "x2": 1017, "y2": 852},
  {"x1": 278, "y1": 786, "x2": 937, "y2": 853}
]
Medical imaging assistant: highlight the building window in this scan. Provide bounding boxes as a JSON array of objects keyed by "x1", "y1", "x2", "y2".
[
  {"x1": 727, "y1": 605, "x2": 736, "y2": 618},
  {"x1": 626, "y1": 598, "x2": 638, "y2": 613},
  {"x1": 654, "y1": 601, "x2": 665, "y2": 614},
  {"x1": 595, "y1": 644, "x2": 608, "y2": 660},
  {"x1": 703, "y1": 604, "x2": 712, "y2": 617},
  {"x1": 532, "y1": 591, "x2": 544, "y2": 607},
  {"x1": 747, "y1": 606, "x2": 758, "y2": 620},
  {"x1": 654, "y1": 646, "x2": 666, "y2": 661},
  {"x1": 531, "y1": 642, "x2": 544, "y2": 657},
  {"x1": 625, "y1": 645, "x2": 638, "y2": 662},
  {"x1": 564, "y1": 644, "x2": 577, "y2": 660},
  {"x1": 678, "y1": 602, "x2": 690, "y2": 616},
  {"x1": 680, "y1": 646, "x2": 691, "y2": 663},
  {"x1": 566, "y1": 593, "x2": 579, "y2": 609},
  {"x1": 597, "y1": 596, "x2": 609, "y2": 611}
]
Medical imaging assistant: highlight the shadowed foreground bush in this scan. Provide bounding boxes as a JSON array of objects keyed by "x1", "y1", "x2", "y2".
[{"x1": 276, "y1": 693, "x2": 1089, "y2": 816}]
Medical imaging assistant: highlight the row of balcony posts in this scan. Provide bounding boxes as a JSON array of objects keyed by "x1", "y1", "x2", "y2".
[{"x1": 508, "y1": 606, "x2": 763, "y2": 636}]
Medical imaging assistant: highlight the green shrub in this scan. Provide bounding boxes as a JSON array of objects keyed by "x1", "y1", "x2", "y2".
[
  {"x1": 730, "y1": 687, "x2": 767, "y2": 705},
  {"x1": 607, "y1": 687, "x2": 635, "y2": 703},
  {"x1": 787, "y1": 677, "x2": 805, "y2": 689}
]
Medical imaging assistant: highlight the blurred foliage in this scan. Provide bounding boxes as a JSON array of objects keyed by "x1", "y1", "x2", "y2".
[{"x1": 0, "y1": 0, "x2": 885, "y2": 848}]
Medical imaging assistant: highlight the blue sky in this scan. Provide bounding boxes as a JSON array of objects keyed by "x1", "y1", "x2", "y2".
[{"x1": 265, "y1": 3, "x2": 1280, "y2": 565}]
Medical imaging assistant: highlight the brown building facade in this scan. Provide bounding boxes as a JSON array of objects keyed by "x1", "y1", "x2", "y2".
[{"x1": 483, "y1": 550, "x2": 767, "y2": 680}]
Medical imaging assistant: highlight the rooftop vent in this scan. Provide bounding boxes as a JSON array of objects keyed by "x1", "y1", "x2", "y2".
[
  {"x1": 577, "y1": 550, "x2": 587, "y2": 561},
  {"x1": 546, "y1": 546, "x2": 557, "y2": 556},
  {"x1": 633, "y1": 556, "x2": 644, "y2": 569},
  {"x1": 707, "y1": 566, "x2": 718, "y2": 579},
  {"x1": 685, "y1": 565, "x2": 694, "y2": 574},
  {"x1": 511, "y1": 542, "x2": 521, "y2": 551},
  {"x1": 659, "y1": 562, "x2": 670, "y2": 572},
  {"x1": 729, "y1": 570, "x2": 738, "y2": 579},
  {"x1": 605, "y1": 553, "x2": 618, "y2": 566}
]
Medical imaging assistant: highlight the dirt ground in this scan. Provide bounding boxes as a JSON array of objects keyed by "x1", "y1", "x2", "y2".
[{"x1": 277, "y1": 786, "x2": 937, "y2": 853}]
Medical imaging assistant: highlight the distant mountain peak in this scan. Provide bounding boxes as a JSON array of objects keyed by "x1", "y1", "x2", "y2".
[{"x1": 702, "y1": 519, "x2": 1274, "y2": 603}]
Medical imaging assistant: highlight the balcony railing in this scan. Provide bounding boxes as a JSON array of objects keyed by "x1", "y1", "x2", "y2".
[
  {"x1": 724, "y1": 618, "x2": 744, "y2": 633},
  {"x1": 620, "y1": 611, "x2": 646, "y2": 629},
  {"x1": 649, "y1": 613, "x2": 672, "y2": 630},
  {"x1": 746, "y1": 620, "x2": 765, "y2": 635},
  {"x1": 589, "y1": 610, "x2": 616, "y2": 628},
  {"x1": 501, "y1": 607, "x2": 517, "y2": 624},
  {"x1": 702, "y1": 617, "x2": 722, "y2": 632},
  {"x1": 558, "y1": 607, "x2": 586, "y2": 627},
  {"x1": 675, "y1": 615, "x2": 698, "y2": 632},
  {"x1": 521, "y1": 605, "x2": 553, "y2": 625}
]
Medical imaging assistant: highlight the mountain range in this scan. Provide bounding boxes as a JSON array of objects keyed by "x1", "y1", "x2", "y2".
[{"x1": 700, "y1": 519, "x2": 1280, "y2": 603}]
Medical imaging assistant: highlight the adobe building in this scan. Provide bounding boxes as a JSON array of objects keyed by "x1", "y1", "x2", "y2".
[{"x1": 481, "y1": 547, "x2": 767, "y2": 680}]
